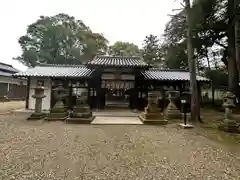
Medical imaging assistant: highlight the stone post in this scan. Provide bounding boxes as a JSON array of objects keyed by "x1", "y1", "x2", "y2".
[{"x1": 165, "y1": 87, "x2": 181, "y2": 120}]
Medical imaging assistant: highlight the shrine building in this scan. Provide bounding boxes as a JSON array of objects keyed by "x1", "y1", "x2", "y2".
[{"x1": 13, "y1": 55, "x2": 210, "y2": 111}]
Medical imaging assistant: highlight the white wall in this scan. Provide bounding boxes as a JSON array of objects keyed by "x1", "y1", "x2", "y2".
[
  {"x1": 201, "y1": 88, "x2": 225, "y2": 100},
  {"x1": 28, "y1": 77, "x2": 51, "y2": 111}
]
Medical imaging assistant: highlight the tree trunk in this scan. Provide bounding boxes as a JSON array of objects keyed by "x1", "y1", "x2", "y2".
[
  {"x1": 235, "y1": 1, "x2": 240, "y2": 78},
  {"x1": 228, "y1": 0, "x2": 238, "y2": 94},
  {"x1": 185, "y1": 0, "x2": 199, "y2": 122},
  {"x1": 235, "y1": 20, "x2": 240, "y2": 73}
]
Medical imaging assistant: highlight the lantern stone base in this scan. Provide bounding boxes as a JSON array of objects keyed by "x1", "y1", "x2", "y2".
[
  {"x1": 45, "y1": 100, "x2": 68, "y2": 121},
  {"x1": 139, "y1": 92, "x2": 168, "y2": 125},
  {"x1": 141, "y1": 112, "x2": 162, "y2": 119},
  {"x1": 165, "y1": 102, "x2": 182, "y2": 120},
  {"x1": 74, "y1": 106, "x2": 92, "y2": 115},
  {"x1": 139, "y1": 113, "x2": 168, "y2": 125},
  {"x1": 45, "y1": 112, "x2": 68, "y2": 121},
  {"x1": 66, "y1": 116, "x2": 95, "y2": 124},
  {"x1": 27, "y1": 113, "x2": 46, "y2": 120},
  {"x1": 179, "y1": 123, "x2": 194, "y2": 129},
  {"x1": 218, "y1": 119, "x2": 240, "y2": 133},
  {"x1": 67, "y1": 104, "x2": 94, "y2": 124}
]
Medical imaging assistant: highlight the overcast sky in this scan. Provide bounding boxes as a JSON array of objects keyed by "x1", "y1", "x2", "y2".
[{"x1": 0, "y1": 0, "x2": 180, "y2": 71}]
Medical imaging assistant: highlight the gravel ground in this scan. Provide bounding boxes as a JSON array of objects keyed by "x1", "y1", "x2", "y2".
[
  {"x1": 0, "y1": 113, "x2": 240, "y2": 180},
  {"x1": 0, "y1": 101, "x2": 25, "y2": 113}
]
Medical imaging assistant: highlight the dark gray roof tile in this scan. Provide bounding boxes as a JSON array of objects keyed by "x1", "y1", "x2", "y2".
[
  {"x1": 0, "y1": 70, "x2": 13, "y2": 77},
  {"x1": 87, "y1": 55, "x2": 148, "y2": 67},
  {"x1": 0, "y1": 62, "x2": 19, "y2": 73},
  {"x1": 13, "y1": 64, "x2": 93, "y2": 78},
  {"x1": 142, "y1": 69, "x2": 210, "y2": 82}
]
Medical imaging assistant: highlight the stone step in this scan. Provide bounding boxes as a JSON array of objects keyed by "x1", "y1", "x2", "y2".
[
  {"x1": 93, "y1": 111, "x2": 139, "y2": 117},
  {"x1": 91, "y1": 116, "x2": 143, "y2": 125},
  {"x1": 139, "y1": 116, "x2": 168, "y2": 125}
]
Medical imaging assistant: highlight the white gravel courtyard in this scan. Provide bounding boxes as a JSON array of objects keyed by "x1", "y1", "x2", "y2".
[{"x1": 0, "y1": 113, "x2": 239, "y2": 180}]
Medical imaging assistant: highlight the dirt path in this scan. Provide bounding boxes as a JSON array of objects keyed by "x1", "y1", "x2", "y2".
[
  {"x1": 0, "y1": 113, "x2": 239, "y2": 180},
  {"x1": 0, "y1": 101, "x2": 25, "y2": 113}
]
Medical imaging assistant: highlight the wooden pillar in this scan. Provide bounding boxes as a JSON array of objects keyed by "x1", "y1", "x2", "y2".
[
  {"x1": 145, "y1": 79, "x2": 149, "y2": 108},
  {"x1": 197, "y1": 82, "x2": 202, "y2": 105},
  {"x1": 25, "y1": 77, "x2": 30, "y2": 109},
  {"x1": 197, "y1": 82, "x2": 202, "y2": 121},
  {"x1": 133, "y1": 75, "x2": 138, "y2": 110},
  {"x1": 50, "y1": 78, "x2": 54, "y2": 109},
  {"x1": 96, "y1": 71, "x2": 102, "y2": 110},
  {"x1": 96, "y1": 88, "x2": 100, "y2": 109},
  {"x1": 178, "y1": 81, "x2": 183, "y2": 94},
  {"x1": 183, "y1": 81, "x2": 186, "y2": 91},
  {"x1": 68, "y1": 82, "x2": 73, "y2": 110},
  {"x1": 7, "y1": 83, "x2": 10, "y2": 98},
  {"x1": 139, "y1": 78, "x2": 143, "y2": 110},
  {"x1": 87, "y1": 79, "x2": 91, "y2": 107}
]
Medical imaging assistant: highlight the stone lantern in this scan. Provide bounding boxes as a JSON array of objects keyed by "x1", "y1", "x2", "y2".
[
  {"x1": 53, "y1": 83, "x2": 69, "y2": 110},
  {"x1": 139, "y1": 92, "x2": 167, "y2": 125},
  {"x1": 165, "y1": 86, "x2": 181, "y2": 120},
  {"x1": 218, "y1": 91, "x2": 239, "y2": 133},
  {"x1": 45, "y1": 83, "x2": 68, "y2": 121},
  {"x1": 27, "y1": 84, "x2": 46, "y2": 120},
  {"x1": 66, "y1": 90, "x2": 95, "y2": 124},
  {"x1": 222, "y1": 91, "x2": 236, "y2": 119},
  {"x1": 147, "y1": 92, "x2": 158, "y2": 110}
]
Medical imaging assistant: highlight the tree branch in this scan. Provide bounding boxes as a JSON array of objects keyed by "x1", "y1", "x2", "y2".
[{"x1": 214, "y1": 40, "x2": 227, "y2": 49}]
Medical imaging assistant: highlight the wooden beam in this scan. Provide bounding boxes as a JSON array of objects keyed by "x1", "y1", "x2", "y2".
[
  {"x1": 68, "y1": 82, "x2": 73, "y2": 110},
  {"x1": 25, "y1": 77, "x2": 30, "y2": 109}
]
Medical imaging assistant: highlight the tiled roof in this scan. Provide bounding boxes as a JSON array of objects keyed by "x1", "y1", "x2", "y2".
[
  {"x1": 87, "y1": 55, "x2": 148, "y2": 68},
  {"x1": 13, "y1": 64, "x2": 93, "y2": 78},
  {"x1": 0, "y1": 71, "x2": 13, "y2": 77},
  {"x1": 142, "y1": 69, "x2": 210, "y2": 82},
  {"x1": 0, "y1": 62, "x2": 19, "y2": 73}
]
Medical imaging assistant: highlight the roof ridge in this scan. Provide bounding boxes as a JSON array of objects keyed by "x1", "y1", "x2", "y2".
[
  {"x1": 0, "y1": 62, "x2": 19, "y2": 72},
  {"x1": 149, "y1": 68, "x2": 188, "y2": 72},
  {"x1": 88, "y1": 55, "x2": 148, "y2": 67},
  {"x1": 37, "y1": 63, "x2": 86, "y2": 68},
  {"x1": 0, "y1": 62, "x2": 14, "y2": 68},
  {"x1": 142, "y1": 70, "x2": 210, "y2": 81},
  {"x1": 94, "y1": 55, "x2": 142, "y2": 59},
  {"x1": 13, "y1": 65, "x2": 94, "y2": 77}
]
